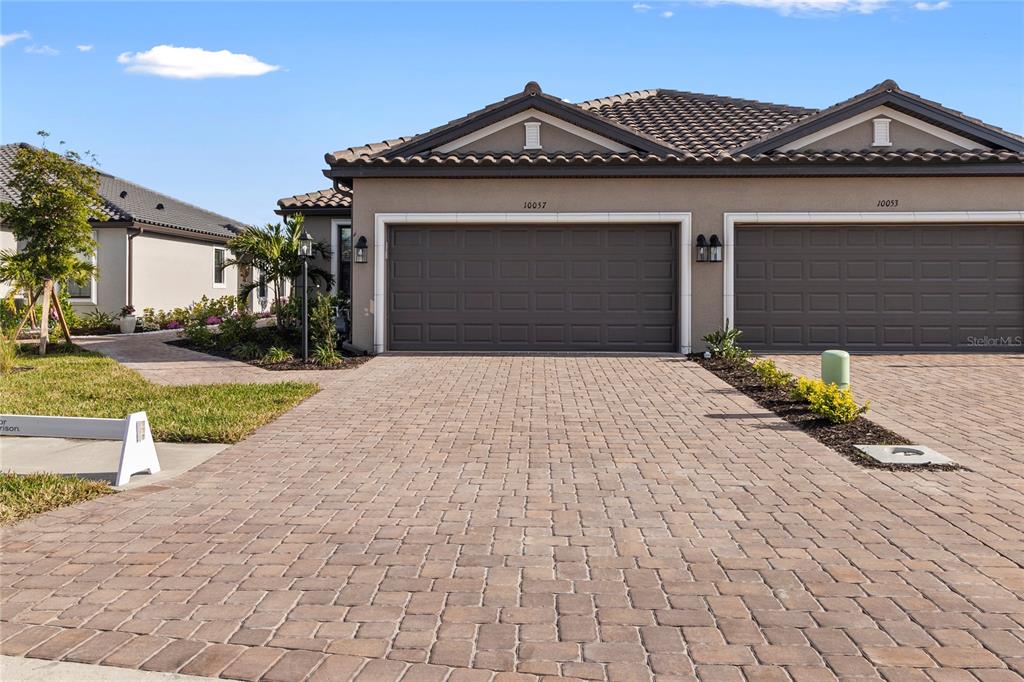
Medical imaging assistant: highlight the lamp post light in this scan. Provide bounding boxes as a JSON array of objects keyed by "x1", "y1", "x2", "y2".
[{"x1": 298, "y1": 231, "x2": 314, "y2": 363}]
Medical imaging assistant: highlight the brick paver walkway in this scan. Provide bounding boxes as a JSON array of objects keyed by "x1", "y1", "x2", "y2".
[
  {"x1": 771, "y1": 354, "x2": 1024, "y2": 482},
  {"x1": 75, "y1": 331, "x2": 346, "y2": 385},
  {"x1": 2, "y1": 355, "x2": 1023, "y2": 681}
]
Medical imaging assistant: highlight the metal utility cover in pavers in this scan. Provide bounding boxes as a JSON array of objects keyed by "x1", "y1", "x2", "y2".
[{"x1": 2, "y1": 355, "x2": 1024, "y2": 682}]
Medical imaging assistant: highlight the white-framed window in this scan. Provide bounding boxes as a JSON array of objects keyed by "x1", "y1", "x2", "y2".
[
  {"x1": 66, "y1": 230, "x2": 98, "y2": 303},
  {"x1": 213, "y1": 247, "x2": 226, "y2": 288}
]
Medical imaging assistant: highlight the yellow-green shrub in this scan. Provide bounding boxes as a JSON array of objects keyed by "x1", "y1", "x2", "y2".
[
  {"x1": 789, "y1": 376, "x2": 819, "y2": 402},
  {"x1": 750, "y1": 358, "x2": 793, "y2": 389},
  {"x1": 789, "y1": 375, "x2": 868, "y2": 424}
]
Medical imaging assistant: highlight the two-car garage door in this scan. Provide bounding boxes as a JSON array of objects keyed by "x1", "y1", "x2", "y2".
[
  {"x1": 734, "y1": 224, "x2": 1024, "y2": 352},
  {"x1": 387, "y1": 224, "x2": 678, "y2": 351}
]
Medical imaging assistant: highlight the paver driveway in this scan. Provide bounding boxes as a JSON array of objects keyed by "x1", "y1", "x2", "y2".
[{"x1": 2, "y1": 355, "x2": 1023, "y2": 681}]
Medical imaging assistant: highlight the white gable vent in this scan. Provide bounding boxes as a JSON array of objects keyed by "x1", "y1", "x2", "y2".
[
  {"x1": 524, "y1": 121, "x2": 542, "y2": 150},
  {"x1": 872, "y1": 117, "x2": 892, "y2": 147}
]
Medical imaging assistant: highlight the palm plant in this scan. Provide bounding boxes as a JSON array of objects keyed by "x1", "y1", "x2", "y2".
[{"x1": 225, "y1": 214, "x2": 332, "y2": 330}]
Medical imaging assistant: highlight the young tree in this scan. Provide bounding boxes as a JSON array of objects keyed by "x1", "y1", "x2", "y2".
[
  {"x1": 0, "y1": 134, "x2": 104, "y2": 353},
  {"x1": 226, "y1": 213, "x2": 332, "y2": 330}
]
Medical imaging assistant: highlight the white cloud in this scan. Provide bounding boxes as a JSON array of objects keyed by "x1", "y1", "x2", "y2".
[
  {"x1": 25, "y1": 44, "x2": 59, "y2": 56},
  {"x1": 76, "y1": 44, "x2": 94, "y2": 52},
  {"x1": 690, "y1": 0, "x2": 890, "y2": 14},
  {"x1": 662, "y1": 10, "x2": 675, "y2": 17},
  {"x1": 913, "y1": 1, "x2": 950, "y2": 10},
  {"x1": 632, "y1": 3, "x2": 653, "y2": 11},
  {"x1": 0, "y1": 31, "x2": 31, "y2": 47},
  {"x1": 116, "y1": 45, "x2": 280, "y2": 79}
]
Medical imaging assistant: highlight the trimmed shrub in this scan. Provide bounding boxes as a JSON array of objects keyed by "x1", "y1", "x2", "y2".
[
  {"x1": 789, "y1": 376, "x2": 868, "y2": 425},
  {"x1": 182, "y1": 318, "x2": 215, "y2": 348},
  {"x1": 218, "y1": 310, "x2": 257, "y2": 347},
  {"x1": 751, "y1": 358, "x2": 794, "y2": 390}
]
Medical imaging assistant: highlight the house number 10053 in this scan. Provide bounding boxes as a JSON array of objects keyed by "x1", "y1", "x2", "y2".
[
  {"x1": 523, "y1": 201, "x2": 547, "y2": 209},
  {"x1": 877, "y1": 199, "x2": 899, "y2": 207}
]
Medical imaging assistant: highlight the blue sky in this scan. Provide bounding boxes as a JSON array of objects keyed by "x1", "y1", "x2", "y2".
[{"x1": 2, "y1": 1, "x2": 1022, "y2": 226}]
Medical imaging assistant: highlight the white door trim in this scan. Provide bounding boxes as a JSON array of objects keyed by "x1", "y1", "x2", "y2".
[
  {"x1": 374, "y1": 212, "x2": 693, "y2": 354},
  {"x1": 722, "y1": 210, "x2": 1024, "y2": 328}
]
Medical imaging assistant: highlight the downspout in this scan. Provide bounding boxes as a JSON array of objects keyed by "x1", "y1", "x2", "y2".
[{"x1": 127, "y1": 227, "x2": 143, "y2": 307}]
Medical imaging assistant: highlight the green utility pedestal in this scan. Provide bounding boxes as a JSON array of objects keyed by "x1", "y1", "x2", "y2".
[{"x1": 821, "y1": 350, "x2": 850, "y2": 389}]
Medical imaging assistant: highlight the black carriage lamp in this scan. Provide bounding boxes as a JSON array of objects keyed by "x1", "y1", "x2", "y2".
[
  {"x1": 354, "y1": 235, "x2": 369, "y2": 264},
  {"x1": 695, "y1": 234, "x2": 709, "y2": 262},
  {"x1": 708, "y1": 234, "x2": 723, "y2": 262}
]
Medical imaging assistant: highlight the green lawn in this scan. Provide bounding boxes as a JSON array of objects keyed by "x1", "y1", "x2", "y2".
[
  {"x1": 0, "y1": 472, "x2": 113, "y2": 525},
  {"x1": 1, "y1": 345, "x2": 319, "y2": 443}
]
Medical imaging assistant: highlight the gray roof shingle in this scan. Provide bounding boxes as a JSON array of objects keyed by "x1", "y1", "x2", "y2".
[{"x1": 1, "y1": 143, "x2": 248, "y2": 240}]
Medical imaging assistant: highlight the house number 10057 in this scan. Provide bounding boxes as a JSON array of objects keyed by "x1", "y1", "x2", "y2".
[{"x1": 523, "y1": 201, "x2": 547, "y2": 209}]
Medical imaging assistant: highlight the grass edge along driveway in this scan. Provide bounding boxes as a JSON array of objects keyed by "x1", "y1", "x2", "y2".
[{"x1": 1, "y1": 346, "x2": 319, "y2": 443}]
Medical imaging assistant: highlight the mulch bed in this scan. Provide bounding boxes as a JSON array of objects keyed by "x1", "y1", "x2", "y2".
[
  {"x1": 167, "y1": 339, "x2": 371, "y2": 371},
  {"x1": 694, "y1": 356, "x2": 962, "y2": 471}
]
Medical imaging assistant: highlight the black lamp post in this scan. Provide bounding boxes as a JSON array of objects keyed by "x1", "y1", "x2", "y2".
[{"x1": 298, "y1": 231, "x2": 314, "y2": 362}]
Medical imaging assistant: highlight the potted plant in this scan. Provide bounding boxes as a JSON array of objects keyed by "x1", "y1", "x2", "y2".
[{"x1": 119, "y1": 305, "x2": 137, "y2": 334}]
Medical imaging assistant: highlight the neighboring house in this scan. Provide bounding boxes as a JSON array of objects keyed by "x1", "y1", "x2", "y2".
[
  {"x1": 0, "y1": 143, "x2": 248, "y2": 315},
  {"x1": 278, "y1": 79, "x2": 1024, "y2": 354}
]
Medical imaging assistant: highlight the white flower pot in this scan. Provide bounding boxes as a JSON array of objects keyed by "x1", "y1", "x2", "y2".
[{"x1": 120, "y1": 316, "x2": 138, "y2": 334}]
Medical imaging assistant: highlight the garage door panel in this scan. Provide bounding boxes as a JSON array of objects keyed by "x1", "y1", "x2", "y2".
[
  {"x1": 389, "y1": 224, "x2": 677, "y2": 351},
  {"x1": 735, "y1": 224, "x2": 1023, "y2": 351}
]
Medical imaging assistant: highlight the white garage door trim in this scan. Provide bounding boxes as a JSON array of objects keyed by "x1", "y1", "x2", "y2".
[
  {"x1": 722, "y1": 210, "x2": 1024, "y2": 329},
  {"x1": 374, "y1": 212, "x2": 693, "y2": 354}
]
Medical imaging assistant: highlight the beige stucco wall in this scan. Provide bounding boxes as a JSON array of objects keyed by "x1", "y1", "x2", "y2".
[
  {"x1": 456, "y1": 118, "x2": 610, "y2": 155},
  {"x1": 349, "y1": 175, "x2": 1024, "y2": 352},
  {"x1": 798, "y1": 119, "x2": 968, "y2": 151},
  {"x1": 131, "y1": 233, "x2": 238, "y2": 312},
  {"x1": 69, "y1": 227, "x2": 128, "y2": 315}
]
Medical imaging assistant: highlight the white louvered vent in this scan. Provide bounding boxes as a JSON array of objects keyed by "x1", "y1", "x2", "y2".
[
  {"x1": 524, "y1": 121, "x2": 542, "y2": 150},
  {"x1": 872, "y1": 118, "x2": 892, "y2": 147}
]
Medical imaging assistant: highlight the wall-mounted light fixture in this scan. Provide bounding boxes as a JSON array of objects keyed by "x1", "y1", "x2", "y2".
[
  {"x1": 695, "y1": 234, "x2": 723, "y2": 263},
  {"x1": 695, "y1": 234, "x2": 709, "y2": 262},
  {"x1": 708, "y1": 234, "x2": 723, "y2": 262},
  {"x1": 354, "y1": 236, "x2": 368, "y2": 264}
]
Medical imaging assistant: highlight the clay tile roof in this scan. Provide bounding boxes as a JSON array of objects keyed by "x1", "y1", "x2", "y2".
[
  {"x1": 738, "y1": 79, "x2": 1024, "y2": 154},
  {"x1": 1, "y1": 143, "x2": 247, "y2": 239},
  {"x1": 579, "y1": 89, "x2": 816, "y2": 155},
  {"x1": 277, "y1": 185, "x2": 352, "y2": 211},
  {"x1": 312, "y1": 80, "x2": 1023, "y2": 177}
]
